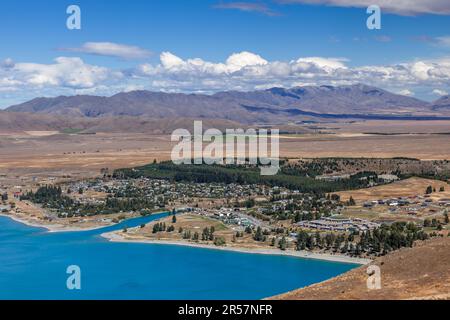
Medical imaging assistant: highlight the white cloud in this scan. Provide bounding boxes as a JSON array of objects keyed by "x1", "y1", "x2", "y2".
[
  {"x1": 277, "y1": 0, "x2": 450, "y2": 16},
  {"x1": 9, "y1": 57, "x2": 121, "y2": 89},
  {"x1": 409, "y1": 61, "x2": 433, "y2": 80},
  {"x1": 295, "y1": 57, "x2": 347, "y2": 71},
  {"x1": 154, "y1": 51, "x2": 269, "y2": 75},
  {"x1": 433, "y1": 89, "x2": 449, "y2": 96},
  {"x1": 160, "y1": 52, "x2": 186, "y2": 69},
  {"x1": 226, "y1": 52, "x2": 268, "y2": 69},
  {"x1": 133, "y1": 51, "x2": 450, "y2": 95},
  {"x1": 63, "y1": 42, "x2": 151, "y2": 59},
  {"x1": 1, "y1": 58, "x2": 15, "y2": 70},
  {"x1": 397, "y1": 89, "x2": 414, "y2": 96},
  {"x1": 214, "y1": 2, "x2": 280, "y2": 16},
  {"x1": 1, "y1": 51, "x2": 450, "y2": 105}
]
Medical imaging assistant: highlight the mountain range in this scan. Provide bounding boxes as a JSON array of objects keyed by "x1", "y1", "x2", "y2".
[{"x1": 2, "y1": 84, "x2": 450, "y2": 132}]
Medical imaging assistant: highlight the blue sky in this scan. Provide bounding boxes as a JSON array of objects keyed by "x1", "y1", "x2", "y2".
[{"x1": 1, "y1": 0, "x2": 450, "y2": 108}]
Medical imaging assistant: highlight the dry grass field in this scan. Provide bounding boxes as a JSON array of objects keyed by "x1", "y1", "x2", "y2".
[
  {"x1": 1, "y1": 120, "x2": 449, "y2": 189},
  {"x1": 279, "y1": 133, "x2": 450, "y2": 159},
  {"x1": 338, "y1": 178, "x2": 450, "y2": 224},
  {"x1": 120, "y1": 214, "x2": 275, "y2": 250},
  {"x1": 4, "y1": 198, "x2": 142, "y2": 232},
  {"x1": 338, "y1": 177, "x2": 450, "y2": 204},
  {"x1": 320, "y1": 120, "x2": 450, "y2": 134},
  {"x1": 1, "y1": 120, "x2": 450, "y2": 175}
]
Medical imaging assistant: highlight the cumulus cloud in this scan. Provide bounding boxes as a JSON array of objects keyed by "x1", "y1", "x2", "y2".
[
  {"x1": 1, "y1": 51, "x2": 450, "y2": 104},
  {"x1": 132, "y1": 51, "x2": 450, "y2": 94},
  {"x1": 142, "y1": 51, "x2": 269, "y2": 76},
  {"x1": 4, "y1": 57, "x2": 121, "y2": 90},
  {"x1": 295, "y1": 57, "x2": 347, "y2": 71},
  {"x1": 62, "y1": 42, "x2": 151, "y2": 59},
  {"x1": 227, "y1": 51, "x2": 268, "y2": 68},
  {"x1": 1, "y1": 58, "x2": 15, "y2": 70},
  {"x1": 397, "y1": 89, "x2": 414, "y2": 96},
  {"x1": 433, "y1": 89, "x2": 449, "y2": 96},
  {"x1": 214, "y1": 2, "x2": 280, "y2": 16},
  {"x1": 276, "y1": 0, "x2": 450, "y2": 16}
]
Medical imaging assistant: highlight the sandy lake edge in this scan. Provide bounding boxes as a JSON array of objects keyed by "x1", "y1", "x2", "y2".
[
  {"x1": 101, "y1": 231, "x2": 372, "y2": 265},
  {"x1": 0, "y1": 212, "x2": 372, "y2": 265}
]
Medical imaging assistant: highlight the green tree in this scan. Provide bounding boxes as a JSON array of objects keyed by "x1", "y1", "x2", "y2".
[
  {"x1": 279, "y1": 236, "x2": 287, "y2": 251},
  {"x1": 214, "y1": 237, "x2": 226, "y2": 246},
  {"x1": 348, "y1": 196, "x2": 356, "y2": 206},
  {"x1": 253, "y1": 226, "x2": 264, "y2": 242},
  {"x1": 245, "y1": 198, "x2": 256, "y2": 208},
  {"x1": 193, "y1": 232, "x2": 199, "y2": 241},
  {"x1": 296, "y1": 230, "x2": 309, "y2": 251}
]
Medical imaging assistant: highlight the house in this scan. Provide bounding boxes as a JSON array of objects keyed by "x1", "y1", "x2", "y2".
[{"x1": 363, "y1": 202, "x2": 374, "y2": 208}]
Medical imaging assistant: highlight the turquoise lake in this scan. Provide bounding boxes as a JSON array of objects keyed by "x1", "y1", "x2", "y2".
[{"x1": 0, "y1": 213, "x2": 357, "y2": 300}]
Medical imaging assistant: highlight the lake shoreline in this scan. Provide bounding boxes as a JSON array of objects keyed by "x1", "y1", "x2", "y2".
[
  {"x1": 0, "y1": 211, "x2": 169, "y2": 233},
  {"x1": 0, "y1": 213, "x2": 115, "y2": 233},
  {"x1": 1, "y1": 212, "x2": 371, "y2": 265},
  {"x1": 101, "y1": 231, "x2": 372, "y2": 265}
]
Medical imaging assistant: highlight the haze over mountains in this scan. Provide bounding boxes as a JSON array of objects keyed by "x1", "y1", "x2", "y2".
[{"x1": 2, "y1": 84, "x2": 450, "y2": 132}]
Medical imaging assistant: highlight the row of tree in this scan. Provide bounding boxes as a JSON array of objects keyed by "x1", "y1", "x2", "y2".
[
  {"x1": 114, "y1": 162, "x2": 383, "y2": 194},
  {"x1": 295, "y1": 222, "x2": 431, "y2": 257},
  {"x1": 21, "y1": 185, "x2": 166, "y2": 217}
]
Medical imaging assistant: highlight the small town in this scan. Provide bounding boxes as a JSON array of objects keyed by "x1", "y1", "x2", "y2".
[{"x1": 2, "y1": 163, "x2": 448, "y2": 263}]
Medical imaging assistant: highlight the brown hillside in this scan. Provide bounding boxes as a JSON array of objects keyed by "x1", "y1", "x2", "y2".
[
  {"x1": 0, "y1": 111, "x2": 249, "y2": 134},
  {"x1": 271, "y1": 237, "x2": 450, "y2": 300}
]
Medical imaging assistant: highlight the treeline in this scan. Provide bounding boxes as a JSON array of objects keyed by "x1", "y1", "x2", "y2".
[
  {"x1": 265, "y1": 193, "x2": 341, "y2": 221},
  {"x1": 296, "y1": 222, "x2": 431, "y2": 257},
  {"x1": 153, "y1": 222, "x2": 226, "y2": 246},
  {"x1": 21, "y1": 186, "x2": 165, "y2": 217},
  {"x1": 114, "y1": 162, "x2": 380, "y2": 193},
  {"x1": 21, "y1": 186, "x2": 74, "y2": 209}
]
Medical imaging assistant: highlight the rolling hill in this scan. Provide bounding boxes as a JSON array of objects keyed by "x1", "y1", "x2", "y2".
[
  {"x1": 3, "y1": 84, "x2": 450, "y2": 132},
  {"x1": 6, "y1": 84, "x2": 447, "y2": 122},
  {"x1": 271, "y1": 237, "x2": 450, "y2": 300}
]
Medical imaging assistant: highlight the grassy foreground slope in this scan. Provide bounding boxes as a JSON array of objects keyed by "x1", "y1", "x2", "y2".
[{"x1": 270, "y1": 237, "x2": 450, "y2": 300}]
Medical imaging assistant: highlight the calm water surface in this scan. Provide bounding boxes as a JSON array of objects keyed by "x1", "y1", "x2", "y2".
[{"x1": 0, "y1": 213, "x2": 357, "y2": 300}]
